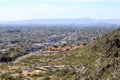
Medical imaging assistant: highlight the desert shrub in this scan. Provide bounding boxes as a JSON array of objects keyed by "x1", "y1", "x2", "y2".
[
  {"x1": 56, "y1": 68, "x2": 69, "y2": 77},
  {"x1": 44, "y1": 68, "x2": 54, "y2": 76},
  {"x1": 31, "y1": 73, "x2": 44, "y2": 77},
  {"x1": 0, "y1": 73, "x2": 15, "y2": 80},
  {"x1": 42, "y1": 76, "x2": 51, "y2": 80}
]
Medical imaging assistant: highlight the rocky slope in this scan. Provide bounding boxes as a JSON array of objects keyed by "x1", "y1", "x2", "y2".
[{"x1": 79, "y1": 28, "x2": 120, "y2": 80}]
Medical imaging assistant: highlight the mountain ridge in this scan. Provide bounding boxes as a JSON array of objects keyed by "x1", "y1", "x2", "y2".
[{"x1": 1, "y1": 18, "x2": 120, "y2": 25}]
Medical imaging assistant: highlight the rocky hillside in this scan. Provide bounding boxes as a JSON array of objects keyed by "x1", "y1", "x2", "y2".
[{"x1": 80, "y1": 28, "x2": 120, "y2": 80}]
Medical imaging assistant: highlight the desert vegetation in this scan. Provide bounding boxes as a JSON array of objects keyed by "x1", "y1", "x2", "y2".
[{"x1": 0, "y1": 24, "x2": 119, "y2": 80}]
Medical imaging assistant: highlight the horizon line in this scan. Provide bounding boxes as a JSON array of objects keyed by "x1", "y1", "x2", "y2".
[{"x1": 1, "y1": 18, "x2": 120, "y2": 23}]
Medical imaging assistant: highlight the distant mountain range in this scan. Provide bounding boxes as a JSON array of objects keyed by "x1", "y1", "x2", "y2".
[{"x1": 1, "y1": 18, "x2": 120, "y2": 25}]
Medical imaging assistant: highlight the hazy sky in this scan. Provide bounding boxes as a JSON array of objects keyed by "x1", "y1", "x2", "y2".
[{"x1": 0, "y1": 0, "x2": 120, "y2": 21}]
